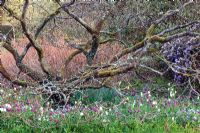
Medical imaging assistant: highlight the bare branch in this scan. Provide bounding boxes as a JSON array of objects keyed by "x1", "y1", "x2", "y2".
[
  {"x1": 110, "y1": 1, "x2": 197, "y2": 64},
  {"x1": 63, "y1": 50, "x2": 82, "y2": 69},
  {"x1": 66, "y1": 42, "x2": 87, "y2": 54},
  {"x1": 20, "y1": 7, "x2": 62, "y2": 61},
  {"x1": 60, "y1": 0, "x2": 110, "y2": 35},
  {"x1": 154, "y1": 0, "x2": 194, "y2": 25},
  {"x1": 2, "y1": 41, "x2": 43, "y2": 81},
  {"x1": 2, "y1": 6, "x2": 21, "y2": 21},
  {"x1": 110, "y1": 40, "x2": 145, "y2": 63},
  {"x1": 0, "y1": 58, "x2": 32, "y2": 86},
  {"x1": 165, "y1": 32, "x2": 200, "y2": 42},
  {"x1": 62, "y1": 8, "x2": 95, "y2": 35},
  {"x1": 22, "y1": 0, "x2": 29, "y2": 20},
  {"x1": 100, "y1": 38, "x2": 127, "y2": 45},
  {"x1": 20, "y1": 43, "x2": 31, "y2": 61},
  {"x1": 35, "y1": 8, "x2": 61, "y2": 38},
  {"x1": 2, "y1": 1, "x2": 52, "y2": 77},
  {"x1": 139, "y1": 64, "x2": 164, "y2": 76},
  {"x1": 67, "y1": 62, "x2": 137, "y2": 88},
  {"x1": 158, "y1": 21, "x2": 200, "y2": 36},
  {"x1": 57, "y1": 0, "x2": 94, "y2": 34}
]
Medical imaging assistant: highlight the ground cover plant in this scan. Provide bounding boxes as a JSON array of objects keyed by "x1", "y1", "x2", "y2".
[
  {"x1": 0, "y1": 0, "x2": 200, "y2": 132},
  {"x1": 0, "y1": 83, "x2": 199, "y2": 132}
]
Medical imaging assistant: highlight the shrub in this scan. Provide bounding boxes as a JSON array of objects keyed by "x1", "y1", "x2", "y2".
[{"x1": 161, "y1": 37, "x2": 200, "y2": 85}]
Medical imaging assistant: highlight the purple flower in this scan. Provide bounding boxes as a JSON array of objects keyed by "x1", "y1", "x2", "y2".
[
  {"x1": 34, "y1": 100, "x2": 40, "y2": 108},
  {"x1": 49, "y1": 111, "x2": 55, "y2": 116},
  {"x1": 128, "y1": 108, "x2": 132, "y2": 114},
  {"x1": 131, "y1": 90, "x2": 136, "y2": 96},
  {"x1": 174, "y1": 100, "x2": 178, "y2": 107},
  {"x1": 91, "y1": 106, "x2": 98, "y2": 112},
  {"x1": 15, "y1": 107, "x2": 21, "y2": 112},
  {"x1": 27, "y1": 99, "x2": 31, "y2": 105},
  {"x1": 31, "y1": 107, "x2": 36, "y2": 113}
]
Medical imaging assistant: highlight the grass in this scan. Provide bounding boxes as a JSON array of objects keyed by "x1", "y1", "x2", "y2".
[
  {"x1": 70, "y1": 87, "x2": 121, "y2": 105},
  {"x1": 0, "y1": 110, "x2": 199, "y2": 133},
  {"x1": 0, "y1": 82, "x2": 199, "y2": 133}
]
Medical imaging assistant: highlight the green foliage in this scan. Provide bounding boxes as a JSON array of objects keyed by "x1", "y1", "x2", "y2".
[
  {"x1": 71, "y1": 87, "x2": 121, "y2": 105},
  {"x1": 1, "y1": 86, "x2": 199, "y2": 133},
  {"x1": 0, "y1": 112, "x2": 199, "y2": 133}
]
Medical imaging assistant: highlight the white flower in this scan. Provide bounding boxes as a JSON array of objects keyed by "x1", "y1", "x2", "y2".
[
  {"x1": 170, "y1": 92, "x2": 174, "y2": 97},
  {"x1": 157, "y1": 108, "x2": 160, "y2": 112},
  {"x1": 105, "y1": 111, "x2": 108, "y2": 115},
  {"x1": 140, "y1": 103, "x2": 143, "y2": 106},
  {"x1": 172, "y1": 117, "x2": 175, "y2": 121},
  {"x1": 102, "y1": 119, "x2": 107, "y2": 123},
  {"x1": 40, "y1": 107, "x2": 43, "y2": 111},
  {"x1": 0, "y1": 89, "x2": 3, "y2": 93},
  {"x1": 193, "y1": 116, "x2": 197, "y2": 120},
  {"x1": 132, "y1": 101, "x2": 136, "y2": 109},
  {"x1": 40, "y1": 107, "x2": 44, "y2": 115},
  {"x1": 152, "y1": 101, "x2": 157, "y2": 105},
  {"x1": 126, "y1": 97, "x2": 129, "y2": 101},
  {"x1": 159, "y1": 12, "x2": 164, "y2": 15},
  {"x1": 43, "y1": 117, "x2": 49, "y2": 121},
  {"x1": 140, "y1": 92, "x2": 143, "y2": 97},
  {"x1": 99, "y1": 106, "x2": 103, "y2": 111},
  {"x1": 38, "y1": 117, "x2": 42, "y2": 121},
  {"x1": 155, "y1": 105, "x2": 158, "y2": 109},
  {"x1": 168, "y1": 83, "x2": 171, "y2": 86},
  {"x1": 46, "y1": 102, "x2": 50, "y2": 106},
  {"x1": 0, "y1": 108, "x2": 6, "y2": 112},
  {"x1": 147, "y1": 91, "x2": 151, "y2": 97},
  {"x1": 4, "y1": 104, "x2": 12, "y2": 109},
  {"x1": 80, "y1": 112, "x2": 84, "y2": 116}
]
